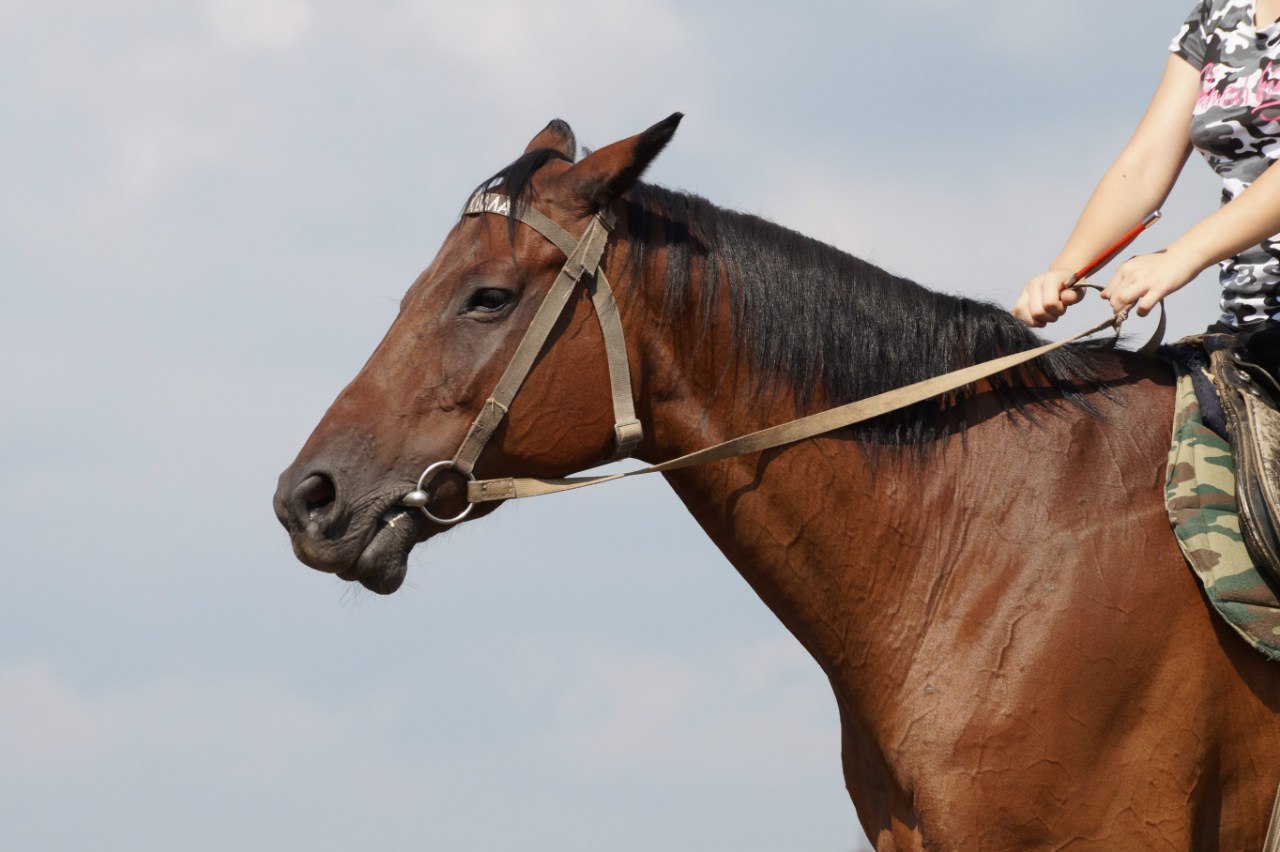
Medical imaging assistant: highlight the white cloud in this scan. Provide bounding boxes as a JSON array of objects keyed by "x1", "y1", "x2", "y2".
[
  {"x1": 484, "y1": 635, "x2": 838, "y2": 780},
  {"x1": 81, "y1": 110, "x2": 241, "y2": 225},
  {"x1": 0, "y1": 645, "x2": 856, "y2": 850},
  {"x1": 0, "y1": 659, "x2": 409, "y2": 788},
  {"x1": 399, "y1": 0, "x2": 687, "y2": 59},
  {"x1": 915, "y1": 0, "x2": 1081, "y2": 58},
  {"x1": 553, "y1": 650, "x2": 700, "y2": 765},
  {"x1": 374, "y1": 0, "x2": 701, "y2": 135},
  {"x1": 0, "y1": 660, "x2": 108, "y2": 777},
  {"x1": 203, "y1": 0, "x2": 312, "y2": 50}
]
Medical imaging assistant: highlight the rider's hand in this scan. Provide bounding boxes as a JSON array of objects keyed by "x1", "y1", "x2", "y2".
[
  {"x1": 1012, "y1": 269, "x2": 1083, "y2": 327},
  {"x1": 1100, "y1": 249, "x2": 1198, "y2": 317}
]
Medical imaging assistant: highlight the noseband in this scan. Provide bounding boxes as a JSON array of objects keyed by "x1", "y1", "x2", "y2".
[{"x1": 400, "y1": 192, "x2": 641, "y2": 525}]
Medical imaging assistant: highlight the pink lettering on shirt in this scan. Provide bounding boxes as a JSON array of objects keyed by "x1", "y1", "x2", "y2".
[{"x1": 1199, "y1": 61, "x2": 1280, "y2": 120}]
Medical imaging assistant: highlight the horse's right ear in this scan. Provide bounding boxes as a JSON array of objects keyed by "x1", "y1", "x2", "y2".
[
  {"x1": 559, "y1": 112, "x2": 683, "y2": 211},
  {"x1": 524, "y1": 119, "x2": 577, "y2": 161}
]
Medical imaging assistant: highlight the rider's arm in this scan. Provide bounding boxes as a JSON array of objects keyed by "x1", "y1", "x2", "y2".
[
  {"x1": 1013, "y1": 55, "x2": 1200, "y2": 326},
  {"x1": 1105, "y1": 146, "x2": 1280, "y2": 316}
]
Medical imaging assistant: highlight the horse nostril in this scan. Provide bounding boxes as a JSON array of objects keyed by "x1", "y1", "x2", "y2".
[{"x1": 295, "y1": 473, "x2": 337, "y2": 523}]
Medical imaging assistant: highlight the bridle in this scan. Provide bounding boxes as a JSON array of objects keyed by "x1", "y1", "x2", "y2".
[
  {"x1": 399, "y1": 192, "x2": 641, "y2": 524},
  {"x1": 401, "y1": 192, "x2": 1149, "y2": 526}
]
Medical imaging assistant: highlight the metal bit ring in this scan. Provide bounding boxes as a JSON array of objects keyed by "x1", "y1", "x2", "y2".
[{"x1": 403, "y1": 460, "x2": 475, "y2": 526}]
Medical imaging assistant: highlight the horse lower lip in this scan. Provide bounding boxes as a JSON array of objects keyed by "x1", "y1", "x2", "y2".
[{"x1": 345, "y1": 509, "x2": 417, "y2": 593}]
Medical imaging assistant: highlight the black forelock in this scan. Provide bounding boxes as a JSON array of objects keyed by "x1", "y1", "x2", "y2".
[{"x1": 468, "y1": 147, "x2": 573, "y2": 245}]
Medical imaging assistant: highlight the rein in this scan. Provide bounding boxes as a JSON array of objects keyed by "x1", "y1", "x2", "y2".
[{"x1": 400, "y1": 192, "x2": 1149, "y2": 517}]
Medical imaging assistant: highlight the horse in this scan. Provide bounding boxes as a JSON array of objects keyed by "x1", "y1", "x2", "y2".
[{"x1": 274, "y1": 114, "x2": 1280, "y2": 850}]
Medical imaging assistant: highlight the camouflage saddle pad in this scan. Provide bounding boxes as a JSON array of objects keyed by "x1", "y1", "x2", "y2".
[{"x1": 1166, "y1": 359, "x2": 1280, "y2": 660}]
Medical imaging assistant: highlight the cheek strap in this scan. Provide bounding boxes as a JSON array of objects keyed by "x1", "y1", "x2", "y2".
[{"x1": 451, "y1": 193, "x2": 642, "y2": 479}]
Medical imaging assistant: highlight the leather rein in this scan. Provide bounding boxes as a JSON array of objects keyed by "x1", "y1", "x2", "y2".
[{"x1": 399, "y1": 192, "x2": 1144, "y2": 522}]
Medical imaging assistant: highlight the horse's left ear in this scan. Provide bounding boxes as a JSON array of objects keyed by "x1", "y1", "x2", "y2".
[
  {"x1": 559, "y1": 112, "x2": 683, "y2": 210},
  {"x1": 524, "y1": 119, "x2": 577, "y2": 160}
]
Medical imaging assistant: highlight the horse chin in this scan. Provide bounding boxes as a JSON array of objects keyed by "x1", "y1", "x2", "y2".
[{"x1": 339, "y1": 507, "x2": 425, "y2": 595}]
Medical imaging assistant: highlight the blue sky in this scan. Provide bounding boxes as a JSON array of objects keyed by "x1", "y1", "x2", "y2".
[{"x1": 2, "y1": 2, "x2": 1220, "y2": 850}]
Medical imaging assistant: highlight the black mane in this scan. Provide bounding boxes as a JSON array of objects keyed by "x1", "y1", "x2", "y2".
[{"x1": 475, "y1": 149, "x2": 1103, "y2": 453}]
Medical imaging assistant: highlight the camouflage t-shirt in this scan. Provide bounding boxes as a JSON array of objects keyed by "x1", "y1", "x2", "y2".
[{"x1": 1172, "y1": 0, "x2": 1280, "y2": 326}]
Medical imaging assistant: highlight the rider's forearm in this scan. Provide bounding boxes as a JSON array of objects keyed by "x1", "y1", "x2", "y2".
[
  {"x1": 1166, "y1": 162, "x2": 1280, "y2": 271},
  {"x1": 1050, "y1": 151, "x2": 1188, "y2": 274},
  {"x1": 1045, "y1": 55, "x2": 1198, "y2": 279}
]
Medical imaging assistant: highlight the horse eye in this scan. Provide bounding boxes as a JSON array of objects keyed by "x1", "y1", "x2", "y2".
[{"x1": 466, "y1": 288, "x2": 512, "y2": 314}]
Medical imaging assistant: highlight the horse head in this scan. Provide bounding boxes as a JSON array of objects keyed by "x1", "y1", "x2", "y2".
[{"x1": 274, "y1": 114, "x2": 682, "y2": 594}]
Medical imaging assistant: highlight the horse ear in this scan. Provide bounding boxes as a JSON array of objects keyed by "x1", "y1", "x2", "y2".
[
  {"x1": 559, "y1": 112, "x2": 683, "y2": 209},
  {"x1": 524, "y1": 119, "x2": 577, "y2": 161}
]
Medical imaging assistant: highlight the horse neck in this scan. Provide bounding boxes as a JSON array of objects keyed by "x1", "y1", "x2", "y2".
[
  {"x1": 618, "y1": 233, "x2": 945, "y2": 688},
  {"x1": 617, "y1": 233, "x2": 1184, "y2": 834}
]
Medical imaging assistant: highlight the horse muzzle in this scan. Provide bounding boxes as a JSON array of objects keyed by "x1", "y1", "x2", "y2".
[{"x1": 273, "y1": 466, "x2": 428, "y2": 594}]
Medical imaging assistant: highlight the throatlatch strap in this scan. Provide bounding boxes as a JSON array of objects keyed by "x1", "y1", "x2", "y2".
[{"x1": 588, "y1": 269, "x2": 643, "y2": 457}]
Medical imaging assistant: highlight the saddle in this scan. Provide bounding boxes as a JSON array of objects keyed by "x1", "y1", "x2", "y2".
[{"x1": 1191, "y1": 334, "x2": 1280, "y2": 583}]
